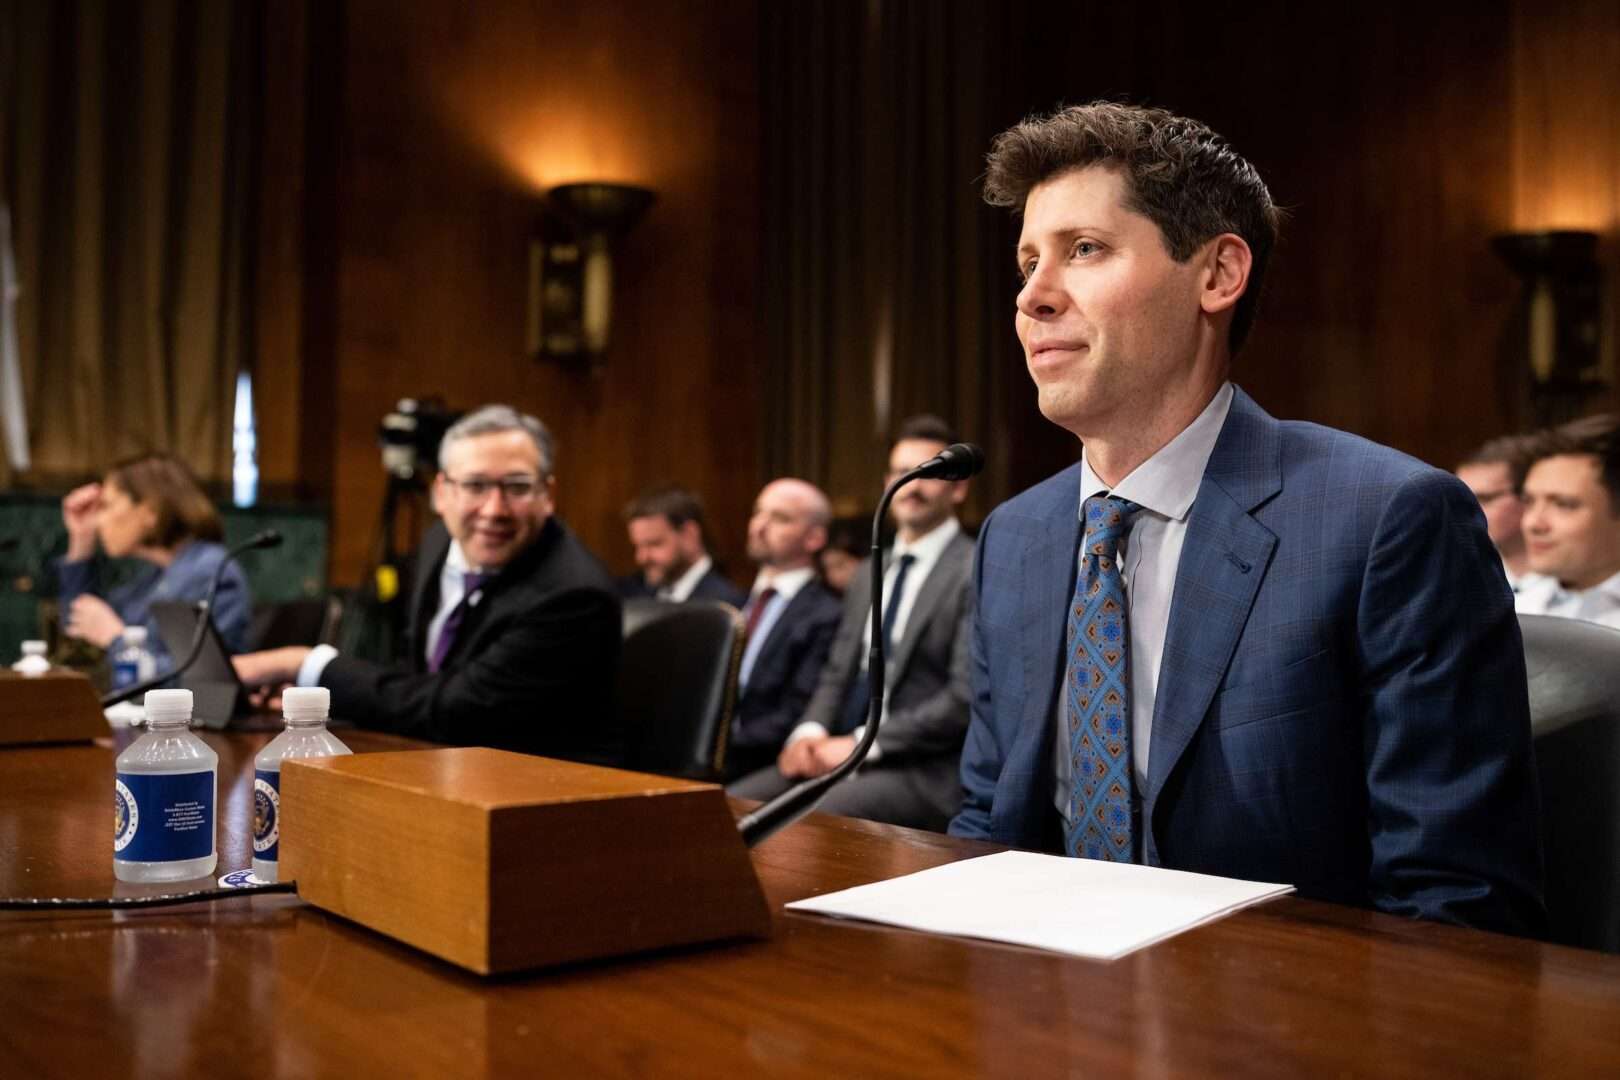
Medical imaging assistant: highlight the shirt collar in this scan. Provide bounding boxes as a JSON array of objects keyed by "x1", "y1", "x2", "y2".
[
  {"x1": 661, "y1": 554, "x2": 714, "y2": 601},
  {"x1": 895, "y1": 515, "x2": 961, "y2": 565},
  {"x1": 1079, "y1": 381, "x2": 1234, "y2": 520},
  {"x1": 750, "y1": 564, "x2": 816, "y2": 601}
]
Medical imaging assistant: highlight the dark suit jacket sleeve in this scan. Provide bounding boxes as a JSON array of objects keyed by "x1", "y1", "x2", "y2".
[
  {"x1": 1359, "y1": 470, "x2": 1545, "y2": 935},
  {"x1": 319, "y1": 585, "x2": 620, "y2": 752},
  {"x1": 878, "y1": 574, "x2": 973, "y2": 759},
  {"x1": 951, "y1": 520, "x2": 999, "y2": 839}
]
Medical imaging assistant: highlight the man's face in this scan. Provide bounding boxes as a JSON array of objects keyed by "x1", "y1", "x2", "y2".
[
  {"x1": 628, "y1": 515, "x2": 701, "y2": 587},
  {"x1": 1456, "y1": 461, "x2": 1525, "y2": 554},
  {"x1": 887, "y1": 438, "x2": 966, "y2": 539},
  {"x1": 432, "y1": 430, "x2": 553, "y2": 570},
  {"x1": 1014, "y1": 166, "x2": 1206, "y2": 438},
  {"x1": 746, "y1": 481, "x2": 825, "y2": 570},
  {"x1": 1521, "y1": 453, "x2": 1620, "y2": 589}
]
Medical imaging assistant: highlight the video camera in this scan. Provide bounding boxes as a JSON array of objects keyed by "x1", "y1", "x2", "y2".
[{"x1": 378, "y1": 398, "x2": 460, "y2": 484}]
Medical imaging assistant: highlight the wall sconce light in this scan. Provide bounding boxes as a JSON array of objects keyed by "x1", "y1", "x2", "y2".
[
  {"x1": 1491, "y1": 230, "x2": 1607, "y2": 427},
  {"x1": 526, "y1": 182, "x2": 656, "y2": 369}
]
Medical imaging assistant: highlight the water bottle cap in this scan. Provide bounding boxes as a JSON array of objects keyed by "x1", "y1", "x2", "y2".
[
  {"x1": 283, "y1": 686, "x2": 331, "y2": 720},
  {"x1": 123, "y1": 626, "x2": 148, "y2": 644},
  {"x1": 144, "y1": 688, "x2": 193, "y2": 723},
  {"x1": 21, "y1": 640, "x2": 46, "y2": 656}
]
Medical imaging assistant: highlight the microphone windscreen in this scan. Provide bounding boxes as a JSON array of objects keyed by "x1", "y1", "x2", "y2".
[{"x1": 925, "y1": 442, "x2": 985, "y2": 481}]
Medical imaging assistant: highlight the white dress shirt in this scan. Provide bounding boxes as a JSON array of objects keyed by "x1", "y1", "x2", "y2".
[
  {"x1": 297, "y1": 539, "x2": 486, "y2": 687},
  {"x1": 1514, "y1": 569, "x2": 1620, "y2": 630},
  {"x1": 737, "y1": 564, "x2": 818, "y2": 688},
  {"x1": 658, "y1": 554, "x2": 715, "y2": 602},
  {"x1": 785, "y1": 516, "x2": 962, "y2": 758},
  {"x1": 1052, "y1": 382, "x2": 1235, "y2": 829}
]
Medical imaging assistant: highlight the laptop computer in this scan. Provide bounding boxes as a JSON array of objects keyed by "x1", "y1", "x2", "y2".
[{"x1": 149, "y1": 600, "x2": 264, "y2": 730}]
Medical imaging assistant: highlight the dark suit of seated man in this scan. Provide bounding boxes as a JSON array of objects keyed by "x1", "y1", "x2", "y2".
[
  {"x1": 619, "y1": 486, "x2": 747, "y2": 608},
  {"x1": 725, "y1": 478, "x2": 842, "y2": 779},
  {"x1": 234, "y1": 405, "x2": 623, "y2": 764},
  {"x1": 950, "y1": 101, "x2": 1544, "y2": 937},
  {"x1": 729, "y1": 417, "x2": 976, "y2": 831}
]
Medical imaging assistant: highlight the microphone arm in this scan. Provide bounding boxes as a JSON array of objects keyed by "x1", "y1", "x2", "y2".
[
  {"x1": 737, "y1": 443, "x2": 983, "y2": 847},
  {"x1": 100, "y1": 530, "x2": 283, "y2": 708}
]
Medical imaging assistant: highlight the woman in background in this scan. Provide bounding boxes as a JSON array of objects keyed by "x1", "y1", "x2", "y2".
[{"x1": 58, "y1": 453, "x2": 251, "y2": 670}]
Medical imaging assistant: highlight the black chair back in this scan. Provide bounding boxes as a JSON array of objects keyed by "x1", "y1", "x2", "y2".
[
  {"x1": 615, "y1": 599, "x2": 745, "y2": 781},
  {"x1": 1519, "y1": 613, "x2": 1620, "y2": 953}
]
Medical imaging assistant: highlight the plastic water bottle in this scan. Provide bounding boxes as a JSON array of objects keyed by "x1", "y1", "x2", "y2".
[
  {"x1": 111, "y1": 626, "x2": 158, "y2": 693},
  {"x1": 11, "y1": 640, "x2": 50, "y2": 676},
  {"x1": 114, "y1": 688, "x2": 218, "y2": 883},
  {"x1": 252, "y1": 687, "x2": 351, "y2": 883}
]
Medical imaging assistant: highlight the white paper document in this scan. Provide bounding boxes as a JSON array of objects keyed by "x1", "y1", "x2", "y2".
[{"x1": 785, "y1": 850, "x2": 1293, "y2": 961}]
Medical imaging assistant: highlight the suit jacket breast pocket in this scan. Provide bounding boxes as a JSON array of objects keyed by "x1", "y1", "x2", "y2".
[{"x1": 1209, "y1": 647, "x2": 1343, "y2": 731}]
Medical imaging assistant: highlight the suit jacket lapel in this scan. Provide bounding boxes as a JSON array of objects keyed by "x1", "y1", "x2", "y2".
[
  {"x1": 1144, "y1": 388, "x2": 1282, "y2": 806},
  {"x1": 408, "y1": 525, "x2": 452, "y2": 671},
  {"x1": 889, "y1": 533, "x2": 969, "y2": 678}
]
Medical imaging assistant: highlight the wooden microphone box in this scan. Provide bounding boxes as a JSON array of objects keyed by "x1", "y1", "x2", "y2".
[
  {"x1": 278, "y1": 747, "x2": 773, "y2": 974},
  {"x1": 0, "y1": 670, "x2": 109, "y2": 747}
]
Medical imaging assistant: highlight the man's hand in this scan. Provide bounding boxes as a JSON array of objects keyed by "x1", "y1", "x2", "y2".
[
  {"x1": 777, "y1": 733, "x2": 858, "y2": 779},
  {"x1": 65, "y1": 595, "x2": 124, "y2": 648},
  {"x1": 809, "y1": 734, "x2": 857, "y2": 774},
  {"x1": 233, "y1": 646, "x2": 313, "y2": 689},
  {"x1": 61, "y1": 483, "x2": 102, "y2": 561},
  {"x1": 776, "y1": 736, "x2": 822, "y2": 778}
]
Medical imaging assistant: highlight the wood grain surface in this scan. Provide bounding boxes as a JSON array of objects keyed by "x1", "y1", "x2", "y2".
[{"x1": 2, "y1": 730, "x2": 1619, "y2": 1077}]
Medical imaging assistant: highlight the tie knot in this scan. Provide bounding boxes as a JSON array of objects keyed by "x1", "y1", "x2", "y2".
[
  {"x1": 1081, "y1": 494, "x2": 1141, "y2": 560},
  {"x1": 463, "y1": 571, "x2": 491, "y2": 597}
]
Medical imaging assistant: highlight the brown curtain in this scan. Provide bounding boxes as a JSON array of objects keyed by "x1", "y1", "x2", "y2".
[
  {"x1": 0, "y1": 0, "x2": 261, "y2": 487},
  {"x1": 759, "y1": 0, "x2": 1020, "y2": 519}
]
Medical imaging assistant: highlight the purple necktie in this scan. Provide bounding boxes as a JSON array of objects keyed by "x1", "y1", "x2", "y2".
[{"x1": 429, "y1": 572, "x2": 489, "y2": 673}]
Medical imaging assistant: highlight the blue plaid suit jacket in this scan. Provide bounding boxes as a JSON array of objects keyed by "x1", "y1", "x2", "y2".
[{"x1": 951, "y1": 388, "x2": 1546, "y2": 936}]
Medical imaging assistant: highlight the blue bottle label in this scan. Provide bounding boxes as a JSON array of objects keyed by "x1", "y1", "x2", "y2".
[
  {"x1": 114, "y1": 771, "x2": 214, "y2": 863},
  {"x1": 253, "y1": 769, "x2": 280, "y2": 862},
  {"x1": 112, "y1": 660, "x2": 138, "y2": 689}
]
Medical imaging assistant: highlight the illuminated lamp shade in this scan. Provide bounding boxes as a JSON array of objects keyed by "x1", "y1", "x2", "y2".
[
  {"x1": 1491, "y1": 231, "x2": 1607, "y2": 427},
  {"x1": 526, "y1": 182, "x2": 656, "y2": 370}
]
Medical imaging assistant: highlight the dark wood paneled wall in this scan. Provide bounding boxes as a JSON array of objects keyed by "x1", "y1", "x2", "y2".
[
  {"x1": 251, "y1": 1, "x2": 1618, "y2": 584},
  {"x1": 257, "y1": 0, "x2": 760, "y2": 585}
]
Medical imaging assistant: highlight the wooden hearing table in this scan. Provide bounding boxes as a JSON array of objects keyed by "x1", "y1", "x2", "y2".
[{"x1": 2, "y1": 728, "x2": 1618, "y2": 1077}]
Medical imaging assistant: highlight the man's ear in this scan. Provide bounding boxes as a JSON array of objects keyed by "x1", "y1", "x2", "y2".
[
  {"x1": 1198, "y1": 233, "x2": 1252, "y2": 318},
  {"x1": 678, "y1": 518, "x2": 703, "y2": 553}
]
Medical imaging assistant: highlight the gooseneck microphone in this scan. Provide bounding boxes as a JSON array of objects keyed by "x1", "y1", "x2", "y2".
[
  {"x1": 737, "y1": 443, "x2": 985, "y2": 847},
  {"x1": 100, "y1": 530, "x2": 283, "y2": 708}
]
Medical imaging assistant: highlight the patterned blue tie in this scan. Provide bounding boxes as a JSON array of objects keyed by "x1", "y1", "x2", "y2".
[{"x1": 1065, "y1": 494, "x2": 1142, "y2": 861}]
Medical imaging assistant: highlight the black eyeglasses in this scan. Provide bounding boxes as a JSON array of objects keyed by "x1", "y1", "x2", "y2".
[{"x1": 442, "y1": 475, "x2": 545, "y2": 503}]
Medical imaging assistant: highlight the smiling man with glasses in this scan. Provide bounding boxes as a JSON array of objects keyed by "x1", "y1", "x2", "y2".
[{"x1": 234, "y1": 404, "x2": 624, "y2": 763}]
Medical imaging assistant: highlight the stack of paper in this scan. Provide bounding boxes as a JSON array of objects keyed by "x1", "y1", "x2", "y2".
[{"x1": 785, "y1": 850, "x2": 1293, "y2": 960}]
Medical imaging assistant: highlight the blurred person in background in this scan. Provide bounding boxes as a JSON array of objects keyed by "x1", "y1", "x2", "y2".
[
  {"x1": 1456, "y1": 434, "x2": 1535, "y2": 592},
  {"x1": 1516, "y1": 414, "x2": 1620, "y2": 629},
  {"x1": 57, "y1": 452, "x2": 251, "y2": 670}
]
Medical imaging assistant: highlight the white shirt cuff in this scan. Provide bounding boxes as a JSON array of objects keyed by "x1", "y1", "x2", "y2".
[
  {"x1": 853, "y1": 724, "x2": 884, "y2": 764},
  {"x1": 297, "y1": 644, "x2": 340, "y2": 687},
  {"x1": 785, "y1": 720, "x2": 828, "y2": 748}
]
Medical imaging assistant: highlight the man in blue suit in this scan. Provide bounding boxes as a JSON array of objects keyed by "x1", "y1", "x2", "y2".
[{"x1": 949, "y1": 102, "x2": 1545, "y2": 936}]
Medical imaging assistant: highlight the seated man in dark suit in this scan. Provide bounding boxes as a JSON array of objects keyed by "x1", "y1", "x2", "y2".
[
  {"x1": 729, "y1": 416, "x2": 975, "y2": 831},
  {"x1": 620, "y1": 486, "x2": 746, "y2": 607},
  {"x1": 726, "y1": 478, "x2": 843, "y2": 779},
  {"x1": 234, "y1": 405, "x2": 623, "y2": 764},
  {"x1": 951, "y1": 102, "x2": 1543, "y2": 936}
]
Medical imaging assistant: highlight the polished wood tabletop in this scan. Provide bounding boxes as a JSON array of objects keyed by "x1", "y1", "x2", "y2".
[{"x1": 2, "y1": 729, "x2": 1619, "y2": 1077}]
